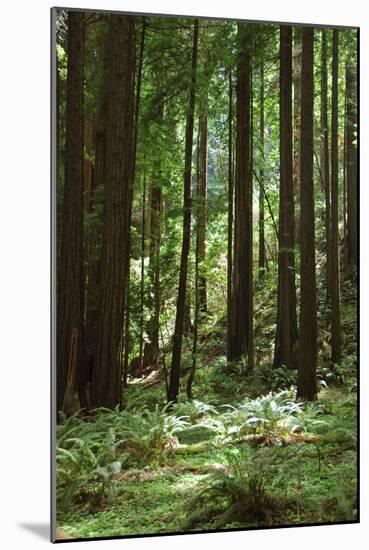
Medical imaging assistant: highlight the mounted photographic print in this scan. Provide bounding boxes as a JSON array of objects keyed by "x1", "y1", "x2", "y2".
[{"x1": 51, "y1": 6, "x2": 359, "y2": 542}]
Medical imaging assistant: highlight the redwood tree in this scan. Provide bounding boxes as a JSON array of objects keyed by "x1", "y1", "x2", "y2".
[
  {"x1": 227, "y1": 68, "x2": 234, "y2": 361},
  {"x1": 346, "y1": 49, "x2": 358, "y2": 274},
  {"x1": 57, "y1": 11, "x2": 85, "y2": 412},
  {"x1": 168, "y1": 20, "x2": 199, "y2": 403},
  {"x1": 330, "y1": 29, "x2": 342, "y2": 365},
  {"x1": 258, "y1": 62, "x2": 266, "y2": 273},
  {"x1": 84, "y1": 26, "x2": 108, "y2": 386},
  {"x1": 274, "y1": 25, "x2": 298, "y2": 371},
  {"x1": 123, "y1": 17, "x2": 146, "y2": 388},
  {"x1": 197, "y1": 113, "x2": 208, "y2": 314},
  {"x1": 148, "y1": 168, "x2": 162, "y2": 363},
  {"x1": 320, "y1": 29, "x2": 331, "y2": 303},
  {"x1": 297, "y1": 27, "x2": 317, "y2": 401},
  {"x1": 229, "y1": 24, "x2": 253, "y2": 368},
  {"x1": 293, "y1": 27, "x2": 302, "y2": 245},
  {"x1": 91, "y1": 15, "x2": 135, "y2": 408}
]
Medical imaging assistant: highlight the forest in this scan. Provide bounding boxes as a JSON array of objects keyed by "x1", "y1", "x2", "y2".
[{"x1": 54, "y1": 9, "x2": 358, "y2": 540}]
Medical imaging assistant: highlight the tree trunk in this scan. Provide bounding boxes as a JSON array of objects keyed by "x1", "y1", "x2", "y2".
[
  {"x1": 296, "y1": 27, "x2": 317, "y2": 401},
  {"x1": 91, "y1": 15, "x2": 135, "y2": 408},
  {"x1": 258, "y1": 62, "x2": 266, "y2": 273},
  {"x1": 343, "y1": 77, "x2": 348, "y2": 271},
  {"x1": 84, "y1": 29, "x2": 108, "y2": 396},
  {"x1": 330, "y1": 29, "x2": 342, "y2": 365},
  {"x1": 198, "y1": 114, "x2": 208, "y2": 314},
  {"x1": 320, "y1": 30, "x2": 331, "y2": 305},
  {"x1": 187, "y1": 152, "x2": 201, "y2": 399},
  {"x1": 122, "y1": 17, "x2": 146, "y2": 390},
  {"x1": 274, "y1": 25, "x2": 298, "y2": 371},
  {"x1": 168, "y1": 20, "x2": 199, "y2": 403},
  {"x1": 148, "y1": 173, "x2": 162, "y2": 362},
  {"x1": 293, "y1": 28, "x2": 302, "y2": 246},
  {"x1": 83, "y1": 117, "x2": 95, "y2": 211},
  {"x1": 138, "y1": 173, "x2": 147, "y2": 375},
  {"x1": 227, "y1": 69, "x2": 234, "y2": 361},
  {"x1": 57, "y1": 12, "x2": 85, "y2": 412},
  {"x1": 248, "y1": 61, "x2": 254, "y2": 371},
  {"x1": 346, "y1": 56, "x2": 358, "y2": 274},
  {"x1": 229, "y1": 24, "x2": 253, "y2": 369}
]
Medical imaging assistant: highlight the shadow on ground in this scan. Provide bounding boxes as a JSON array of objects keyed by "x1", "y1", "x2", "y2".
[{"x1": 18, "y1": 523, "x2": 50, "y2": 541}]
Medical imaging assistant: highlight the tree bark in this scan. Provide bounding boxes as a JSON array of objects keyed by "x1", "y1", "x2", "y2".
[
  {"x1": 57, "y1": 11, "x2": 85, "y2": 412},
  {"x1": 320, "y1": 29, "x2": 331, "y2": 304},
  {"x1": 330, "y1": 29, "x2": 342, "y2": 365},
  {"x1": 148, "y1": 172, "x2": 162, "y2": 362},
  {"x1": 229, "y1": 24, "x2": 253, "y2": 369},
  {"x1": 198, "y1": 114, "x2": 208, "y2": 314},
  {"x1": 346, "y1": 56, "x2": 358, "y2": 274},
  {"x1": 91, "y1": 15, "x2": 135, "y2": 408},
  {"x1": 123, "y1": 17, "x2": 146, "y2": 390},
  {"x1": 258, "y1": 62, "x2": 266, "y2": 273},
  {"x1": 297, "y1": 27, "x2": 317, "y2": 401},
  {"x1": 248, "y1": 61, "x2": 254, "y2": 371},
  {"x1": 343, "y1": 77, "x2": 348, "y2": 271},
  {"x1": 187, "y1": 150, "x2": 201, "y2": 399},
  {"x1": 138, "y1": 173, "x2": 147, "y2": 374},
  {"x1": 84, "y1": 26, "x2": 108, "y2": 396},
  {"x1": 168, "y1": 20, "x2": 199, "y2": 403},
  {"x1": 227, "y1": 68, "x2": 234, "y2": 361},
  {"x1": 293, "y1": 28, "x2": 302, "y2": 246},
  {"x1": 274, "y1": 25, "x2": 298, "y2": 371}
]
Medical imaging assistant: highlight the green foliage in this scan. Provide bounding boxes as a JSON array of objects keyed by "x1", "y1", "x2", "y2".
[
  {"x1": 219, "y1": 390, "x2": 299, "y2": 442},
  {"x1": 172, "y1": 399, "x2": 219, "y2": 422},
  {"x1": 317, "y1": 353, "x2": 357, "y2": 391},
  {"x1": 183, "y1": 447, "x2": 284, "y2": 529},
  {"x1": 56, "y1": 404, "x2": 191, "y2": 510},
  {"x1": 194, "y1": 355, "x2": 246, "y2": 398},
  {"x1": 57, "y1": 385, "x2": 357, "y2": 537},
  {"x1": 119, "y1": 405, "x2": 190, "y2": 461},
  {"x1": 56, "y1": 421, "x2": 123, "y2": 511},
  {"x1": 56, "y1": 13, "x2": 357, "y2": 537}
]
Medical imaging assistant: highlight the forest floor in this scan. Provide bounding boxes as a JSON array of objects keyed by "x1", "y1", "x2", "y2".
[
  {"x1": 56, "y1": 279, "x2": 358, "y2": 539},
  {"x1": 57, "y1": 385, "x2": 357, "y2": 538}
]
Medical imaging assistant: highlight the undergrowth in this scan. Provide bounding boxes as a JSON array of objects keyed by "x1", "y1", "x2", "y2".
[
  {"x1": 56, "y1": 281, "x2": 357, "y2": 538},
  {"x1": 56, "y1": 383, "x2": 357, "y2": 537}
]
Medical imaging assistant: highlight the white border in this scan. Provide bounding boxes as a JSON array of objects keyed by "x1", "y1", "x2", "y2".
[{"x1": 0, "y1": 1, "x2": 367, "y2": 548}]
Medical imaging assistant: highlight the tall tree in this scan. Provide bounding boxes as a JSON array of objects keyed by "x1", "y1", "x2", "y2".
[
  {"x1": 320, "y1": 29, "x2": 331, "y2": 303},
  {"x1": 274, "y1": 25, "x2": 298, "y2": 371},
  {"x1": 197, "y1": 113, "x2": 208, "y2": 313},
  {"x1": 346, "y1": 47, "x2": 358, "y2": 274},
  {"x1": 138, "y1": 173, "x2": 147, "y2": 374},
  {"x1": 293, "y1": 27, "x2": 302, "y2": 245},
  {"x1": 229, "y1": 24, "x2": 253, "y2": 369},
  {"x1": 148, "y1": 163, "x2": 163, "y2": 363},
  {"x1": 187, "y1": 138, "x2": 202, "y2": 399},
  {"x1": 91, "y1": 15, "x2": 135, "y2": 408},
  {"x1": 84, "y1": 23, "x2": 108, "y2": 391},
  {"x1": 123, "y1": 17, "x2": 146, "y2": 389},
  {"x1": 342, "y1": 80, "x2": 348, "y2": 272},
  {"x1": 248, "y1": 59, "x2": 254, "y2": 371},
  {"x1": 227, "y1": 68, "x2": 234, "y2": 361},
  {"x1": 145, "y1": 72, "x2": 165, "y2": 367},
  {"x1": 297, "y1": 27, "x2": 317, "y2": 401},
  {"x1": 258, "y1": 62, "x2": 266, "y2": 273},
  {"x1": 57, "y1": 11, "x2": 85, "y2": 412},
  {"x1": 168, "y1": 20, "x2": 199, "y2": 403},
  {"x1": 330, "y1": 29, "x2": 342, "y2": 365}
]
